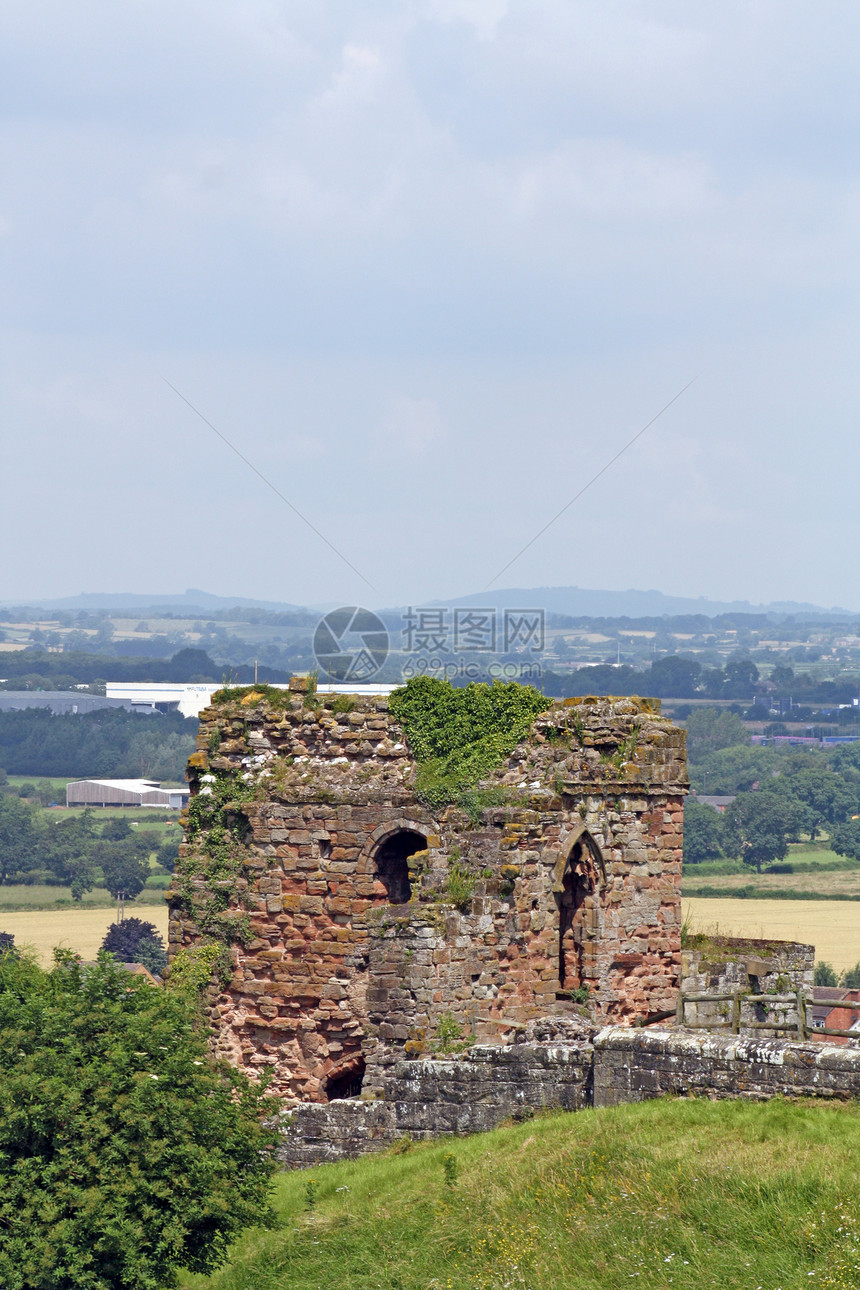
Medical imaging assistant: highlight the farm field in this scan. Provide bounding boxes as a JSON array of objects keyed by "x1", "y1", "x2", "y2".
[
  {"x1": 685, "y1": 897, "x2": 860, "y2": 972},
  {"x1": 683, "y1": 866, "x2": 860, "y2": 898},
  {"x1": 0, "y1": 905, "x2": 169, "y2": 965},
  {"x1": 0, "y1": 883, "x2": 168, "y2": 912}
]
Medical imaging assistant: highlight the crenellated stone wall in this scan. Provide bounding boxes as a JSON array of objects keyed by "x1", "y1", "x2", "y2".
[{"x1": 168, "y1": 683, "x2": 687, "y2": 1102}]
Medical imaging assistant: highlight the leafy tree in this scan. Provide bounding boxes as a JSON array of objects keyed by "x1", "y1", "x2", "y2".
[
  {"x1": 646, "y1": 656, "x2": 702, "y2": 698},
  {"x1": 755, "y1": 782, "x2": 812, "y2": 842},
  {"x1": 0, "y1": 794, "x2": 40, "y2": 885},
  {"x1": 700, "y1": 666, "x2": 727, "y2": 698},
  {"x1": 685, "y1": 707, "x2": 750, "y2": 761},
  {"x1": 101, "y1": 918, "x2": 167, "y2": 975},
  {"x1": 689, "y1": 744, "x2": 782, "y2": 794},
  {"x1": 155, "y1": 840, "x2": 178, "y2": 873},
  {"x1": 40, "y1": 811, "x2": 99, "y2": 899},
  {"x1": 100, "y1": 817, "x2": 133, "y2": 842},
  {"x1": 97, "y1": 842, "x2": 149, "y2": 901},
  {"x1": 778, "y1": 768, "x2": 857, "y2": 838},
  {"x1": 814, "y1": 961, "x2": 839, "y2": 987},
  {"x1": 683, "y1": 799, "x2": 724, "y2": 864},
  {"x1": 830, "y1": 819, "x2": 860, "y2": 862},
  {"x1": 0, "y1": 708, "x2": 197, "y2": 779},
  {"x1": 0, "y1": 951, "x2": 279, "y2": 1289},
  {"x1": 723, "y1": 792, "x2": 788, "y2": 873},
  {"x1": 841, "y1": 963, "x2": 860, "y2": 989},
  {"x1": 771, "y1": 664, "x2": 795, "y2": 691},
  {"x1": 723, "y1": 657, "x2": 760, "y2": 698}
]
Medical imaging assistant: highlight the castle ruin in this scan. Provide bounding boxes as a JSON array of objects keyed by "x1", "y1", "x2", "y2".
[{"x1": 167, "y1": 681, "x2": 687, "y2": 1104}]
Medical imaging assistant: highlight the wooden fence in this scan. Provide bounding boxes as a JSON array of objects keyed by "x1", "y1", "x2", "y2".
[{"x1": 675, "y1": 991, "x2": 860, "y2": 1042}]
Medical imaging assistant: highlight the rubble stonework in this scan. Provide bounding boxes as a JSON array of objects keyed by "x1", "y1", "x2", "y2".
[
  {"x1": 281, "y1": 1012, "x2": 860, "y2": 1168},
  {"x1": 168, "y1": 684, "x2": 687, "y2": 1102}
]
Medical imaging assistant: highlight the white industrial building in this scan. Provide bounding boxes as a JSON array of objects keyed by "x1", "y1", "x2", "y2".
[
  {"x1": 66, "y1": 779, "x2": 190, "y2": 809},
  {"x1": 105, "y1": 682, "x2": 223, "y2": 718},
  {"x1": 105, "y1": 680, "x2": 395, "y2": 718}
]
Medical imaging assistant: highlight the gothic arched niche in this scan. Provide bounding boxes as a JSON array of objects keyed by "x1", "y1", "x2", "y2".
[{"x1": 553, "y1": 828, "x2": 604, "y2": 993}]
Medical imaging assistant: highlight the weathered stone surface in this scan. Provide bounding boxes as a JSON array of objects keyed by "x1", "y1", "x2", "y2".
[
  {"x1": 281, "y1": 1020, "x2": 860, "y2": 1168},
  {"x1": 279, "y1": 1039, "x2": 594, "y2": 1166},
  {"x1": 593, "y1": 1026, "x2": 860, "y2": 1107},
  {"x1": 170, "y1": 691, "x2": 687, "y2": 1102}
]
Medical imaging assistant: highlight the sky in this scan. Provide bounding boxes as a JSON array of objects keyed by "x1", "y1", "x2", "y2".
[{"x1": 1, "y1": 1, "x2": 857, "y2": 612}]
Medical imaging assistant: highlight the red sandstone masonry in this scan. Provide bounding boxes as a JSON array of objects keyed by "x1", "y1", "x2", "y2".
[{"x1": 168, "y1": 689, "x2": 687, "y2": 1102}]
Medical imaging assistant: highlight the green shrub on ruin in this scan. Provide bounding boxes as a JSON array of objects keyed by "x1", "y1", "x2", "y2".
[
  {"x1": 172, "y1": 770, "x2": 257, "y2": 952},
  {"x1": 389, "y1": 677, "x2": 548, "y2": 813}
]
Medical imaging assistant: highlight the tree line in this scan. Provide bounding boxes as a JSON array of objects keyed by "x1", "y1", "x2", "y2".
[
  {"x1": 0, "y1": 797, "x2": 178, "y2": 898},
  {"x1": 0, "y1": 646, "x2": 290, "y2": 688},
  {"x1": 0, "y1": 708, "x2": 197, "y2": 779},
  {"x1": 541, "y1": 654, "x2": 860, "y2": 703},
  {"x1": 682, "y1": 707, "x2": 860, "y2": 870}
]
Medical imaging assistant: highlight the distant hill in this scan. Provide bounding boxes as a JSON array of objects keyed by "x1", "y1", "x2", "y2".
[
  {"x1": 0, "y1": 589, "x2": 306, "y2": 614},
  {"x1": 2, "y1": 585, "x2": 856, "y2": 622},
  {"x1": 429, "y1": 586, "x2": 857, "y2": 620}
]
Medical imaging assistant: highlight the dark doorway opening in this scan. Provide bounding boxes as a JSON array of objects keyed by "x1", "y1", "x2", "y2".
[
  {"x1": 374, "y1": 829, "x2": 426, "y2": 904},
  {"x1": 557, "y1": 842, "x2": 594, "y2": 992},
  {"x1": 325, "y1": 1057, "x2": 366, "y2": 1101}
]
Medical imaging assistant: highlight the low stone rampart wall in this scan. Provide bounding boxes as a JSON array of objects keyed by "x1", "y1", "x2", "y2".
[
  {"x1": 593, "y1": 1027, "x2": 860, "y2": 1107},
  {"x1": 280, "y1": 1027, "x2": 860, "y2": 1168},
  {"x1": 279, "y1": 1040, "x2": 593, "y2": 1167},
  {"x1": 279, "y1": 1100, "x2": 395, "y2": 1168}
]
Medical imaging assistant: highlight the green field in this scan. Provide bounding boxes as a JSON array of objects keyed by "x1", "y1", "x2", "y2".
[
  {"x1": 0, "y1": 883, "x2": 168, "y2": 912},
  {"x1": 178, "y1": 1098, "x2": 860, "y2": 1290},
  {"x1": 684, "y1": 845, "x2": 860, "y2": 901}
]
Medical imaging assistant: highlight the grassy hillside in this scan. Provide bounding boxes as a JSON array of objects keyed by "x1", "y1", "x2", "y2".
[{"x1": 181, "y1": 1098, "x2": 860, "y2": 1290}]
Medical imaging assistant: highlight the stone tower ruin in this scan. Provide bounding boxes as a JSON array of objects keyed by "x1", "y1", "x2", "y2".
[{"x1": 168, "y1": 681, "x2": 687, "y2": 1103}]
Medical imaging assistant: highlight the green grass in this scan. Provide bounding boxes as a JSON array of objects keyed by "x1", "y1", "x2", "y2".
[
  {"x1": 688, "y1": 846, "x2": 858, "y2": 880},
  {"x1": 4, "y1": 774, "x2": 69, "y2": 797},
  {"x1": 0, "y1": 884, "x2": 168, "y2": 911},
  {"x1": 179, "y1": 1099, "x2": 860, "y2": 1290},
  {"x1": 682, "y1": 884, "x2": 860, "y2": 901}
]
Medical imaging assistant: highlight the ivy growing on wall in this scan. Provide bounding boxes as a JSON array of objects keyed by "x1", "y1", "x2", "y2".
[
  {"x1": 170, "y1": 769, "x2": 257, "y2": 969},
  {"x1": 388, "y1": 677, "x2": 548, "y2": 815}
]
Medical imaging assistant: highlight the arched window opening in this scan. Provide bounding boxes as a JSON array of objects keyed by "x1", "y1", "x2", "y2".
[
  {"x1": 325, "y1": 1057, "x2": 366, "y2": 1101},
  {"x1": 556, "y1": 841, "x2": 596, "y2": 993},
  {"x1": 374, "y1": 829, "x2": 426, "y2": 904}
]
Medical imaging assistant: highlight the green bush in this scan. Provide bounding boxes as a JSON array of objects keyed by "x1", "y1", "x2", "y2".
[
  {"x1": 100, "y1": 917, "x2": 168, "y2": 975},
  {"x1": 0, "y1": 951, "x2": 279, "y2": 1290},
  {"x1": 389, "y1": 677, "x2": 547, "y2": 813}
]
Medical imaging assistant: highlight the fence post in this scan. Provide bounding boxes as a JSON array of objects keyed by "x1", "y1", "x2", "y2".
[
  {"x1": 731, "y1": 991, "x2": 741, "y2": 1035},
  {"x1": 796, "y1": 990, "x2": 806, "y2": 1041},
  {"x1": 676, "y1": 990, "x2": 685, "y2": 1027}
]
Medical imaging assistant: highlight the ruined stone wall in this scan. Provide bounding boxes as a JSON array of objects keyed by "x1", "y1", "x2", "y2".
[
  {"x1": 280, "y1": 1039, "x2": 595, "y2": 1167},
  {"x1": 282, "y1": 1018, "x2": 860, "y2": 1168},
  {"x1": 679, "y1": 938, "x2": 814, "y2": 1038},
  {"x1": 169, "y1": 685, "x2": 686, "y2": 1102},
  {"x1": 593, "y1": 1027, "x2": 860, "y2": 1107}
]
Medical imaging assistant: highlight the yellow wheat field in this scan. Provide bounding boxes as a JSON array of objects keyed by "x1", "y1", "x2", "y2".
[
  {"x1": 0, "y1": 907, "x2": 170, "y2": 966},
  {"x1": 685, "y1": 898, "x2": 860, "y2": 973},
  {"x1": 5, "y1": 899, "x2": 857, "y2": 975}
]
